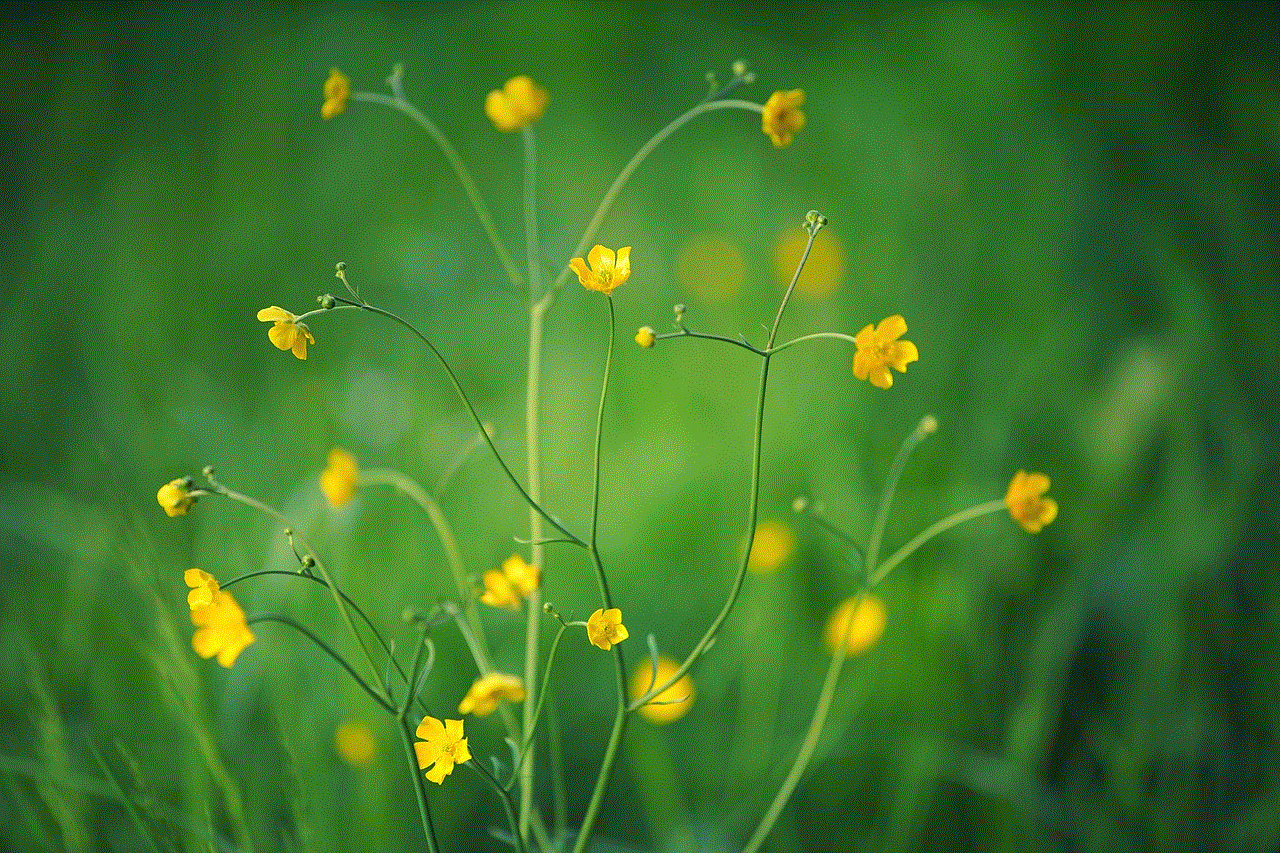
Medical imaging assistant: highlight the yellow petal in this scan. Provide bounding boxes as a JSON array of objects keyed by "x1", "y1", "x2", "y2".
[
  {"x1": 586, "y1": 245, "x2": 614, "y2": 272},
  {"x1": 257, "y1": 306, "x2": 293, "y2": 323},
  {"x1": 452, "y1": 737, "x2": 471, "y2": 765},
  {"x1": 853, "y1": 323, "x2": 876, "y2": 348},
  {"x1": 852, "y1": 350, "x2": 872, "y2": 381},
  {"x1": 424, "y1": 758, "x2": 450, "y2": 785},
  {"x1": 1039, "y1": 498, "x2": 1059, "y2": 527},
  {"x1": 415, "y1": 715, "x2": 445, "y2": 742},
  {"x1": 890, "y1": 340, "x2": 919, "y2": 371},
  {"x1": 414, "y1": 740, "x2": 437, "y2": 770},
  {"x1": 877, "y1": 314, "x2": 908, "y2": 341},
  {"x1": 184, "y1": 568, "x2": 216, "y2": 589},
  {"x1": 1023, "y1": 472, "x2": 1051, "y2": 495},
  {"x1": 267, "y1": 322, "x2": 296, "y2": 351},
  {"x1": 569, "y1": 257, "x2": 592, "y2": 286},
  {"x1": 291, "y1": 325, "x2": 310, "y2": 360},
  {"x1": 614, "y1": 246, "x2": 631, "y2": 279},
  {"x1": 870, "y1": 366, "x2": 893, "y2": 389}
]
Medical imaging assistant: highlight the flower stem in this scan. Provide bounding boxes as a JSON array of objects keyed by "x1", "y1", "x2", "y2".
[
  {"x1": 247, "y1": 615, "x2": 393, "y2": 713},
  {"x1": 866, "y1": 416, "x2": 937, "y2": 580},
  {"x1": 397, "y1": 717, "x2": 441, "y2": 853},
  {"x1": 870, "y1": 499, "x2": 1006, "y2": 586},
  {"x1": 767, "y1": 330, "x2": 859, "y2": 356},
  {"x1": 467, "y1": 760, "x2": 527, "y2": 853},
  {"x1": 507, "y1": 623, "x2": 569, "y2": 790}
]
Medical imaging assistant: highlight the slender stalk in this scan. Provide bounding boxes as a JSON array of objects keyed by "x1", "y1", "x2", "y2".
[
  {"x1": 467, "y1": 761, "x2": 527, "y2": 853},
  {"x1": 656, "y1": 328, "x2": 766, "y2": 355},
  {"x1": 397, "y1": 717, "x2": 441, "y2": 853},
  {"x1": 247, "y1": 615, "x2": 393, "y2": 713},
  {"x1": 571, "y1": 707, "x2": 628, "y2": 853},
  {"x1": 507, "y1": 624, "x2": 570, "y2": 789},
  {"x1": 870, "y1": 499, "x2": 1006, "y2": 586},
  {"x1": 766, "y1": 330, "x2": 859, "y2": 356},
  {"x1": 865, "y1": 420, "x2": 933, "y2": 577}
]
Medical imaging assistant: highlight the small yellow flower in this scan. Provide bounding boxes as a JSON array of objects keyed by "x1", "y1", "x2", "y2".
[
  {"x1": 745, "y1": 520, "x2": 797, "y2": 574},
  {"x1": 414, "y1": 716, "x2": 471, "y2": 785},
  {"x1": 586, "y1": 607, "x2": 629, "y2": 651},
  {"x1": 458, "y1": 673, "x2": 526, "y2": 717},
  {"x1": 184, "y1": 568, "x2": 219, "y2": 609},
  {"x1": 191, "y1": 587, "x2": 255, "y2": 668},
  {"x1": 570, "y1": 245, "x2": 631, "y2": 296},
  {"x1": 157, "y1": 477, "x2": 196, "y2": 517},
  {"x1": 762, "y1": 89, "x2": 805, "y2": 148},
  {"x1": 629, "y1": 656, "x2": 695, "y2": 725},
  {"x1": 485, "y1": 75, "x2": 549, "y2": 132},
  {"x1": 256, "y1": 306, "x2": 315, "y2": 360},
  {"x1": 635, "y1": 326, "x2": 656, "y2": 349},
  {"x1": 319, "y1": 448, "x2": 359, "y2": 508},
  {"x1": 823, "y1": 594, "x2": 887, "y2": 657},
  {"x1": 479, "y1": 555, "x2": 540, "y2": 610},
  {"x1": 334, "y1": 721, "x2": 377, "y2": 767},
  {"x1": 853, "y1": 314, "x2": 918, "y2": 389},
  {"x1": 1005, "y1": 470, "x2": 1058, "y2": 533},
  {"x1": 321, "y1": 68, "x2": 350, "y2": 120}
]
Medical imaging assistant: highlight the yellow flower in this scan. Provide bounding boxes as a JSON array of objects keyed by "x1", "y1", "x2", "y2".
[
  {"x1": 629, "y1": 656, "x2": 694, "y2": 725},
  {"x1": 334, "y1": 721, "x2": 377, "y2": 767},
  {"x1": 479, "y1": 555, "x2": 540, "y2": 610},
  {"x1": 457, "y1": 673, "x2": 526, "y2": 717},
  {"x1": 484, "y1": 75, "x2": 549, "y2": 132},
  {"x1": 823, "y1": 594, "x2": 887, "y2": 657},
  {"x1": 256, "y1": 306, "x2": 315, "y2": 360},
  {"x1": 414, "y1": 716, "x2": 470, "y2": 785},
  {"x1": 635, "y1": 326, "x2": 656, "y2": 349},
  {"x1": 852, "y1": 314, "x2": 918, "y2": 389},
  {"x1": 1005, "y1": 470, "x2": 1058, "y2": 533},
  {"x1": 570, "y1": 245, "x2": 631, "y2": 296},
  {"x1": 745, "y1": 520, "x2": 797, "y2": 574},
  {"x1": 191, "y1": 587, "x2": 255, "y2": 668},
  {"x1": 762, "y1": 89, "x2": 805, "y2": 148},
  {"x1": 321, "y1": 68, "x2": 350, "y2": 120},
  {"x1": 157, "y1": 477, "x2": 196, "y2": 517},
  {"x1": 586, "y1": 607, "x2": 629, "y2": 651},
  {"x1": 184, "y1": 568, "x2": 219, "y2": 608},
  {"x1": 319, "y1": 448, "x2": 359, "y2": 508}
]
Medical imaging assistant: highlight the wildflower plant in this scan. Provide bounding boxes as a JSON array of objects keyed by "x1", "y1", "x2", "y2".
[{"x1": 158, "y1": 60, "x2": 1058, "y2": 853}]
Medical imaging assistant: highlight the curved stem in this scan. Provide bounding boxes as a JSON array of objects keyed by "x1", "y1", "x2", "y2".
[
  {"x1": 870, "y1": 499, "x2": 1006, "y2": 586},
  {"x1": 589, "y1": 297, "x2": 617, "y2": 607},
  {"x1": 866, "y1": 417, "x2": 938, "y2": 580},
  {"x1": 397, "y1": 717, "x2": 441, "y2": 853},
  {"x1": 520, "y1": 299, "x2": 547, "y2": 840},
  {"x1": 353, "y1": 90, "x2": 523, "y2": 291},
  {"x1": 656, "y1": 328, "x2": 766, "y2": 356},
  {"x1": 507, "y1": 624, "x2": 569, "y2": 789},
  {"x1": 247, "y1": 615, "x2": 393, "y2": 713},
  {"x1": 767, "y1": 330, "x2": 859, "y2": 356},
  {"x1": 467, "y1": 760, "x2": 527, "y2": 853}
]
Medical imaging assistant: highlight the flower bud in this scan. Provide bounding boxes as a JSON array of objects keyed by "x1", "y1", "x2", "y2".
[
  {"x1": 635, "y1": 326, "x2": 656, "y2": 348},
  {"x1": 319, "y1": 293, "x2": 336, "y2": 309}
]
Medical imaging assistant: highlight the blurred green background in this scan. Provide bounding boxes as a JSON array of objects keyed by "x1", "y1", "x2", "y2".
[{"x1": 2, "y1": 2, "x2": 1277, "y2": 851}]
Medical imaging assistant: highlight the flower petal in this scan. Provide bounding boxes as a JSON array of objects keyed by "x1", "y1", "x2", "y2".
[
  {"x1": 257, "y1": 306, "x2": 293, "y2": 323},
  {"x1": 614, "y1": 246, "x2": 631, "y2": 279},
  {"x1": 870, "y1": 366, "x2": 893, "y2": 389},
  {"x1": 889, "y1": 340, "x2": 919, "y2": 371},
  {"x1": 877, "y1": 314, "x2": 907, "y2": 341},
  {"x1": 267, "y1": 322, "x2": 295, "y2": 351},
  {"x1": 852, "y1": 350, "x2": 871, "y2": 381},
  {"x1": 853, "y1": 323, "x2": 876, "y2": 348},
  {"x1": 587, "y1": 245, "x2": 614, "y2": 272},
  {"x1": 425, "y1": 757, "x2": 451, "y2": 785},
  {"x1": 569, "y1": 257, "x2": 592, "y2": 286}
]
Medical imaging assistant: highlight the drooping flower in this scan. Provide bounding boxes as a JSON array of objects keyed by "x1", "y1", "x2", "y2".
[
  {"x1": 823, "y1": 594, "x2": 887, "y2": 657},
  {"x1": 570, "y1": 245, "x2": 631, "y2": 295},
  {"x1": 257, "y1": 306, "x2": 315, "y2": 360},
  {"x1": 457, "y1": 673, "x2": 526, "y2": 717},
  {"x1": 629, "y1": 656, "x2": 695, "y2": 725},
  {"x1": 157, "y1": 477, "x2": 197, "y2": 517},
  {"x1": 635, "y1": 326, "x2": 656, "y2": 348},
  {"x1": 746, "y1": 520, "x2": 797, "y2": 574},
  {"x1": 852, "y1": 314, "x2": 918, "y2": 389},
  {"x1": 414, "y1": 716, "x2": 471, "y2": 784},
  {"x1": 321, "y1": 68, "x2": 351, "y2": 120},
  {"x1": 485, "y1": 75, "x2": 549, "y2": 132},
  {"x1": 479, "y1": 555, "x2": 540, "y2": 610},
  {"x1": 184, "y1": 568, "x2": 219, "y2": 608},
  {"x1": 1005, "y1": 470, "x2": 1058, "y2": 533},
  {"x1": 334, "y1": 721, "x2": 377, "y2": 767},
  {"x1": 191, "y1": 588, "x2": 255, "y2": 668},
  {"x1": 319, "y1": 448, "x2": 359, "y2": 508},
  {"x1": 762, "y1": 89, "x2": 805, "y2": 148},
  {"x1": 586, "y1": 607, "x2": 629, "y2": 651}
]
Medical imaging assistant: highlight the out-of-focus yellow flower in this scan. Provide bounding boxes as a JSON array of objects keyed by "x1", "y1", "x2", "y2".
[
  {"x1": 321, "y1": 68, "x2": 350, "y2": 120},
  {"x1": 157, "y1": 477, "x2": 197, "y2": 517},
  {"x1": 570, "y1": 245, "x2": 631, "y2": 295},
  {"x1": 257, "y1": 306, "x2": 315, "y2": 360},
  {"x1": 635, "y1": 327, "x2": 656, "y2": 348},
  {"x1": 823, "y1": 594, "x2": 887, "y2": 657},
  {"x1": 457, "y1": 673, "x2": 526, "y2": 717},
  {"x1": 485, "y1": 75, "x2": 549, "y2": 132},
  {"x1": 762, "y1": 89, "x2": 805, "y2": 148},
  {"x1": 334, "y1": 721, "x2": 377, "y2": 767},
  {"x1": 745, "y1": 520, "x2": 796, "y2": 574},
  {"x1": 629, "y1": 656, "x2": 694, "y2": 724},
  {"x1": 1005, "y1": 470, "x2": 1058, "y2": 533},
  {"x1": 586, "y1": 607, "x2": 629, "y2": 651},
  {"x1": 675, "y1": 234, "x2": 746, "y2": 303},
  {"x1": 853, "y1": 315, "x2": 918, "y2": 389},
  {"x1": 184, "y1": 568, "x2": 219, "y2": 608},
  {"x1": 479, "y1": 555, "x2": 540, "y2": 610},
  {"x1": 191, "y1": 587, "x2": 255, "y2": 668},
  {"x1": 414, "y1": 716, "x2": 470, "y2": 785},
  {"x1": 772, "y1": 227, "x2": 846, "y2": 298},
  {"x1": 319, "y1": 448, "x2": 359, "y2": 508}
]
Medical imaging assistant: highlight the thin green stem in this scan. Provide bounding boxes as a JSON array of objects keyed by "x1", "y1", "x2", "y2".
[
  {"x1": 467, "y1": 760, "x2": 527, "y2": 853},
  {"x1": 507, "y1": 623, "x2": 570, "y2": 789},
  {"x1": 352, "y1": 90, "x2": 522, "y2": 291},
  {"x1": 523, "y1": 126, "x2": 542, "y2": 302},
  {"x1": 870, "y1": 499, "x2": 1006, "y2": 587},
  {"x1": 247, "y1": 615, "x2": 393, "y2": 713},
  {"x1": 866, "y1": 417, "x2": 936, "y2": 578},
  {"x1": 767, "y1": 330, "x2": 859, "y2": 356},
  {"x1": 588, "y1": 297, "x2": 617, "y2": 607},
  {"x1": 656, "y1": 327, "x2": 766, "y2": 356},
  {"x1": 397, "y1": 717, "x2": 441, "y2": 853}
]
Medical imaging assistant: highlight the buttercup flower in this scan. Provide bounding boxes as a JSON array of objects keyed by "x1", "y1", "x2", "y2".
[
  {"x1": 191, "y1": 587, "x2": 255, "y2": 668},
  {"x1": 629, "y1": 656, "x2": 695, "y2": 725},
  {"x1": 334, "y1": 721, "x2": 377, "y2": 767},
  {"x1": 485, "y1": 75, "x2": 549, "y2": 132},
  {"x1": 586, "y1": 607, "x2": 629, "y2": 651},
  {"x1": 321, "y1": 68, "x2": 350, "y2": 120},
  {"x1": 257, "y1": 306, "x2": 315, "y2": 360},
  {"x1": 1005, "y1": 470, "x2": 1058, "y2": 533},
  {"x1": 319, "y1": 448, "x2": 359, "y2": 508},
  {"x1": 570, "y1": 245, "x2": 631, "y2": 295},
  {"x1": 458, "y1": 673, "x2": 526, "y2": 717},
  {"x1": 157, "y1": 477, "x2": 196, "y2": 517},
  {"x1": 479, "y1": 554, "x2": 540, "y2": 610},
  {"x1": 184, "y1": 568, "x2": 219, "y2": 608},
  {"x1": 853, "y1": 314, "x2": 918, "y2": 389},
  {"x1": 414, "y1": 716, "x2": 471, "y2": 784},
  {"x1": 823, "y1": 594, "x2": 887, "y2": 657},
  {"x1": 762, "y1": 89, "x2": 805, "y2": 148},
  {"x1": 635, "y1": 326, "x2": 656, "y2": 349},
  {"x1": 746, "y1": 520, "x2": 797, "y2": 574}
]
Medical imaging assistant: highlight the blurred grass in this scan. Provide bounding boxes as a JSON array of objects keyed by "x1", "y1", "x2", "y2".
[{"x1": 2, "y1": 2, "x2": 1278, "y2": 852}]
